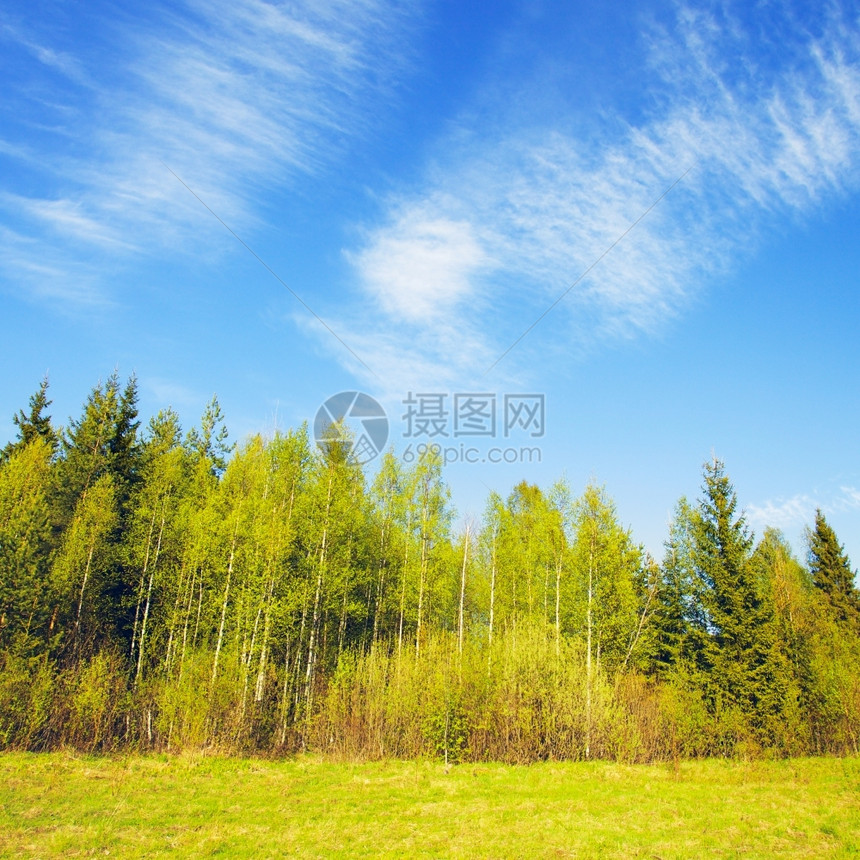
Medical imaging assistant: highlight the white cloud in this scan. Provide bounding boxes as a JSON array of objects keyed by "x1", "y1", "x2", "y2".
[
  {"x1": 0, "y1": 225, "x2": 109, "y2": 308},
  {"x1": 292, "y1": 304, "x2": 500, "y2": 401},
  {"x1": 0, "y1": 23, "x2": 91, "y2": 85},
  {"x1": 747, "y1": 486, "x2": 860, "y2": 533},
  {"x1": 834, "y1": 486, "x2": 860, "y2": 511},
  {"x1": 145, "y1": 378, "x2": 202, "y2": 411},
  {"x1": 352, "y1": 205, "x2": 492, "y2": 321},
  {"x1": 2, "y1": 194, "x2": 132, "y2": 248},
  {"x1": 335, "y1": 3, "x2": 860, "y2": 389},
  {"x1": 747, "y1": 495, "x2": 817, "y2": 532},
  {"x1": 0, "y1": 0, "x2": 419, "y2": 303}
]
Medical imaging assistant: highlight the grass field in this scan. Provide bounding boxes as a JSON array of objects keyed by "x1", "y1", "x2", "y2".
[{"x1": 1, "y1": 753, "x2": 858, "y2": 858}]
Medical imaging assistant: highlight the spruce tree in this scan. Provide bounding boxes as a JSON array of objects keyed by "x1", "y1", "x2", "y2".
[
  {"x1": 690, "y1": 458, "x2": 791, "y2": 746},
  {"x1": 111, "y1": 374, "x2": 142, "y2": 507},
  {"x1": 53, "y1": 373, "x2": 140, "y2": 528},
  {"x1": 651, "y1": 498, "x2": 696, "y2": 676},
  {"x1": 1, "y1": 376, "x2": 58, "y2": 463},
  {"x1": 47, "y1": 374, "x2": 141, "y2": 653},
  {"x1": 691, "y1": 458, "x2": 756, "y2": 681},
  {"x1": 808, "y1": 509, "x2": 860, "y2": 627},
  {"x1": 185, "y1": 395, "x2": 233, "y2": 477}
]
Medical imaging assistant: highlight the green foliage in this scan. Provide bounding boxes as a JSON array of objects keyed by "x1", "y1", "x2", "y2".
[
  {"x1": 151, "y1": 649, "x2": 213, "y2": 750},
  {"x1": 690, "y1": 458, "x2": 756, "y2": 654},
  {"x1": 808, "y1": 509, "x2": 860, "y2": 628},
  {"x1": 0, "y1": 652, "x2": 56, "y2": 749},
  {"x1": 53, "y1": 373, "x2": 140, "y2": 529},
  {"x1": 568, "y1": 483, "x2": 642, "y2": 673},
  {"x1": 0, "y1": 437, "x2": 54, "y2": 652},
  {"x1": 185, "y1": 395, "x2": 233, "y2": 476},
  {"x1": 0, "y1": 376, "x2": 57, "y2": 463},
  {"x1": 682, "y1": 461, "x2": 788, "y2": 745},
  {"x1": 66, "y1": 651, "x2": 129, "y2": 751},
  {"x1": 51, "y1": 474, "x2": 119, "y2": 655},
  {"x1": 1, "y1": 373, "x2": 859, "y2": 761},
  {"x1": 423, "y1": 698, "x2": 469, "y2": 764},
  {"x1": 651, "y1": 498, "x2": 697, "y2": 675}
]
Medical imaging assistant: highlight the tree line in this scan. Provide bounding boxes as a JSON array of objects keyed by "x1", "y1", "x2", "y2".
[{"x1": 1, "y1": 374, "x2": 858, "y2": 761}]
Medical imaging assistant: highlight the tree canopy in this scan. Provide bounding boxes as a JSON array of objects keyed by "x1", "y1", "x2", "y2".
[{"x1": 1, "y1": 375, "x2": 858, "y2": 760}]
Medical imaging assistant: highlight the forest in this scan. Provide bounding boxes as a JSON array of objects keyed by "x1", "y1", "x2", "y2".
[{"x1": 0, "y1": 373, "x2": 858, "y2": 763}]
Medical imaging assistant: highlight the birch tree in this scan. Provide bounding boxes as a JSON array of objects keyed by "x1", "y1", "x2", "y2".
[
  {"x1": 51, "y1": 475, "x2": 119, "y2": 657},
  {"x1": 0, "y1": 436, "x2": 54, "y2": 652}
]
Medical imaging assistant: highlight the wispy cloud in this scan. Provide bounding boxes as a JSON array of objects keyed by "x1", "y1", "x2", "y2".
[
  {"x1": 747, "y1": 486, "x2": 860, "y2": 533},
  {"x1": 0, "y1": 225, "x2": 109, "y2": 308},
  {"x1": 833, "y1": 486, "x2": 860, "y2": 512},
  {"x1": 747, "y1": 494, "x2": 817, "y2": 533},
  {"x1": 0, "y1": 23, "x2": 91, "y2": 85},
  {"x1": 337, "y1": 2, "x2": 860, "y2": 390},
  {"x1": 0, "y1": 0, "x2": 419, "y2": 304},
  {"x1": 144, "y1": 377, "x2": 203, "y2": 411},
  {"x1": 3, "y1": 193, "x2": 132, "y2": 248}
]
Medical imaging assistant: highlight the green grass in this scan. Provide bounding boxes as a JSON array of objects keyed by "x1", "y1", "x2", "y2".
[{"x1": 1, "y1": 753, "x2": 858, "y2": 858}]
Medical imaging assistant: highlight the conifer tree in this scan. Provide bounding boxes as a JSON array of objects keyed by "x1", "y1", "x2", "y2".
[
  {"x1": 808, "y1": 509, "x2": 860, "y2": 627},
  {"x1": 802, "y1": 512, "x2": 860, "y2": 752},
  {"x1": 651, "y1": 498, "x2": 697, "y2": 675},
  {"x1": 111, "y1": 374, "x2": 142, "y2": 508},
  {"x1": 53, "y1": 373, "x2": 140, "y2": 529},
  {"x1": 185, "y1": 395, "x2": 233, "y2": 477},
  {"x1": 689, "y1": 458, "x2": 793, "y2": 744},
  {"x1": 689, "y1": 459, "x2": 755, "y2": 683},
  {"x1": 1, "y1": 376, "x2": 58, "y2": 463}
]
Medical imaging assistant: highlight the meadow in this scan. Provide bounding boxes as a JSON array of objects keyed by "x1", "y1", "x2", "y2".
[{"x1": 1, "y1": 753, "x2": 858, "y2": 858}]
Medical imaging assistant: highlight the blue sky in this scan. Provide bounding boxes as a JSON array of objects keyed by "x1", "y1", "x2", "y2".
[{"x1": 2, "y1": 0, "x2": 859, "y2": 568}]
